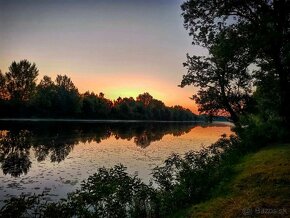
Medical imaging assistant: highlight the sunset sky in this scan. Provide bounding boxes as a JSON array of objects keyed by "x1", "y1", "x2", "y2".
[{"x1": 0, "y1": 0, "x2": 207, "y2": 113}]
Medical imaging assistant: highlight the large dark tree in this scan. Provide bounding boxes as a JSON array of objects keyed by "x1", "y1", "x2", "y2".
[
  {"x1": 181, "y1": 0, "x2": 290, "y2": 126},
  {"x1": 5, "y1": 60, "x2": 39, "y2": 102},
  {"x1": 180, "y1": 30, "x2": 253, "y2": 123}
]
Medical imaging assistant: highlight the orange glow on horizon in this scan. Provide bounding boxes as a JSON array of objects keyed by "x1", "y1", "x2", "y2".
[{"x1": 48, "y1": 72, "x2": 199, "y2": 113}]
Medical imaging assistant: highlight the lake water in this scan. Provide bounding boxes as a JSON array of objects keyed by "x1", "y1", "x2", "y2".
[{"x1": 0, "y1": 120, "x2": 233, "y2": 205}]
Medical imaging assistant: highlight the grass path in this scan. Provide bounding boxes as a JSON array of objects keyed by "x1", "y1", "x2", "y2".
[{"x1": 173, "y1": 144, "x2": 290, "y2": 217}]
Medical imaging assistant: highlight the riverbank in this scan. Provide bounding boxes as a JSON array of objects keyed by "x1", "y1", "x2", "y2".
[{"x1": 172, "y1": 144, "x2": 290, "y2": 217}]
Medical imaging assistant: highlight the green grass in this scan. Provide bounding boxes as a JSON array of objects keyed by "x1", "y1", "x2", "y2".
[{"x1": 172, "y1": 144, "x2": 290, "y2": 218}]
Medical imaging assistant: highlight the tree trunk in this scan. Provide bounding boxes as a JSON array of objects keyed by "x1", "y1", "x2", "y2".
[{"x1": 218, "y1": 74, "x2": 240, "y2": 124}]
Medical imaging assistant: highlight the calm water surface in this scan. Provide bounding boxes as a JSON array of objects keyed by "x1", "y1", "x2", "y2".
[{"x1": 0, "y1": 121, "x2": 232, "y2": 205}]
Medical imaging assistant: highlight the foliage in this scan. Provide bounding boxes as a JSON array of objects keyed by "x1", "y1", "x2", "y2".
[
  {"x1": 32, "y1": 76, "x2": 57, "y2": 115},
  {"x1": 0, "y1": 165, "x2": 156, "y2": 218},
  {"x1": 54, "y1": 75, "x2": 82, "y2": 116},
  {"x1": 0, "y1": 60, "x2": 197, "y2": 120},
  {"x1": 180, "y1": 30, "x2": 253, "y2": 122},
  {"x1": 0, "y1": 60, "x2": 39, "y2": 117},
  {"x1": 151, "y1": 134, "x2": 240, "y2": 215},
  {"x1": 136, "y1": 92, "x2": 153, "y2": 107},
  {"x1": 82, "y1": 91, "x2": 113, "y2": 118},
  {"x1": 237, "y1": 114, "x2": 288, "y2": 151},
  {"x1": 253, "y1": 62, "x2": 281, "y2": 121},
  {"x1": 65, "y1": 165, "x2": 155, "y2": 217},
  {"x1": 0, "y1": 194, "x2": 44, "y2": 218},
  {"x1": 180, "y1": 0, "x2": 290, "y2": 128},
  {"x1": 4, "y1": 60, "x2": 39, "y2": 102}
]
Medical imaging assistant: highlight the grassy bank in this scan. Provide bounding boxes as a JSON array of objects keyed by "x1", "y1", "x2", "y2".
[{"x1": 173, "y1": 144, "x2": 290, "y2": 217}]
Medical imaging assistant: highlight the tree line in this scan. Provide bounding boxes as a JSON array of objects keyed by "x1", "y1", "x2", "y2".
[{"x1": 0, "y1": 60, "x2": 196, "y2": 121}]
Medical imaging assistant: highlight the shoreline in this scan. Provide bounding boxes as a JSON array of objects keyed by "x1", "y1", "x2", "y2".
[{"x1": 0, "y1": 118, "x2": 234, "y2": 126}]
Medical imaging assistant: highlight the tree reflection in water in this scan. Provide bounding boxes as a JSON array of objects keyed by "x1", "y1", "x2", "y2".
[
  {"x1": 0, "y1": 121, "x2": 198, "y2": 177},
  {"x1": 0, "y1": 130, "x2": 32, "y2": 177}
]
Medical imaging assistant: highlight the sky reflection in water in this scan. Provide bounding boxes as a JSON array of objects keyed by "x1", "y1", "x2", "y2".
[{"x1": 0, "y1": 121, "x2": 232, "y2": 204}]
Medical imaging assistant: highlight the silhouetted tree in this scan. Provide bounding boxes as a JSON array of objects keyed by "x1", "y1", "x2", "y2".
[
  {"x1": 136, "y1": 92, "x2": 153, "y2": 107},
  {"x1": 94, "y1": 93, "x2": 113, "y2": 118},
  {"x1": 99, "y1": 92, "x2": 104, "y2": 98},
  {"x1": 181, "y1": 0, "x2": 290, "y2": 126},
  {"x1": 54, "y1": 75, "x2": 81, "y2": 116},
  {"x1": 180, "y1": 32, "x2": 253, "y2": 123},
  {"x1": 39, "y1": 75, "x2": 54, "y2": 88},
  {"x1": 0, "y1": 71, "x2": 10, "y2": 117},
  {"x1": 149, "y1": 99, "x2": 166, "y2": 120},
  {"x1": 33, "y1": 76, "x2": 56, "y2": 115},
  {"x1": 55, "y1": 75, "x2": 77, "y2": 92},
  {"x1": 81, "y1": 92, "x2": 112, "y2": 118},
  {"x1": 5, "y1": 60, "x2": 39, "y2": 102},
  {"x1": 112, "y1": 97, "x2": 136, "y2": 119},
  {"x1": 82, "y1": 92, "x2": 98, "y2": 117}
]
